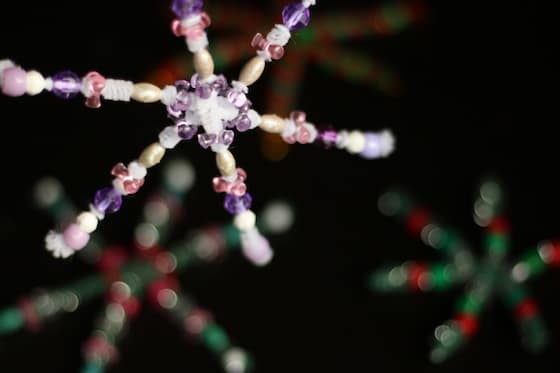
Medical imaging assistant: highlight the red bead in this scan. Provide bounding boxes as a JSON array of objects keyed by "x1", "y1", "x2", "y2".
[
  {"x1": 514, "y1": 299, "x2": 538, "y2": 319},
  {"x1": 406, "y1": 208, "x2": 430, "y2": 235},
  {"x1": 407, "y1": 262, "x2": 426, "y2": 290},
  {"x1": 454, "y1": 313, "x2": 479, "y2": 337},
  {"x1": 488, "y1": 216, "x2": 510, "y2": 234}
]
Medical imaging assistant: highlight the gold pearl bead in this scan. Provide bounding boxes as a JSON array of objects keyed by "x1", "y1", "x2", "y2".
[
  {"x1": 131, "y1": 83, "x2": 162, "y2": 103},
  {"x1": 139, "y1": 143, "x2": 166, "y2": 168},
  {"x1": 194, "y1": 49, "x2": 215, "y2": 79},
  {"x1": 259, "y1": 114, "x2": 285, "y2": 133},
  {"x1": 239, "y1": 56, "x2": 265, "y2": 86},
  {"x1": 216, "y1": 150, "x2": 236, "y2": 177}
]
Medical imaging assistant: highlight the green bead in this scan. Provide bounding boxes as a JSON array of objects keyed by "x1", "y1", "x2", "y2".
[
  {"x1": 485, "y1": 234, "x2": 509, "y2": 255},
  {"x1": 201, "y1": 323, "x2": 230, "y2": 354},
  {"x1": 0, "y1": 308, "x2": 24, "y2": 335},
  {"x1": 525, "y1": 250, "x2": 546, "y2": 275},
  {"x1": 430, "y1": 264, "x2": 454, "y2": 290},
  {"x1": 81, "y1": 361, "x2": 104, "y2": 373},
  {"x1": 223, "y1": 225, "x2": 240, "y2": 248}
]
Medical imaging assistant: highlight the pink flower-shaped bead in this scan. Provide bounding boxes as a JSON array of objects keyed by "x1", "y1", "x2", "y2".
[
  {"x1": 171, "y1": 12, "x2": 211, "y2": 41},
  {"x1": 83, "y1": 71, "x2": 106, "y2": 108},
  {"x1": 212, "y1": 168, "x2": 247, "y2": 196},
  {"x1": 283, "y1": 111, "x2": 312, "y2": 144},
  {"x1": 111, "y1": 162, "x2": 145, "y2": 195},
  {"x1": 251, "y1": 33, "x2": 285, "y2": 60}
]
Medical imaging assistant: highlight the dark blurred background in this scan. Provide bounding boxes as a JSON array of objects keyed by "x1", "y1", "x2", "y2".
[{"x1": 0, "y1": 0, "x2": 558, "y2": 372}]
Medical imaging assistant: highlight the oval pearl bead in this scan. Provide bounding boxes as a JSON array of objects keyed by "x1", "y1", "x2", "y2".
[
  {"x1": 216, "y1": 150, "x2": 236, "y2": 177},
  {"x1": 193, "y1": 49, "x2": 215, "y2": 79},
  {"x1": 259, "y1": 114, "x2": 285, "y2": 133},
  {"x1": 1, "y1": 67, "x2": 27, "y2": 96},
  {"x1": 346, "y1": 131, "x2": 367, "y2": 154},
  {"x1": 139, "y1": 142, "x2": 166, "y2": 168},
  {"x1": 63, "y1": 224, "x2": 90, "y2": 251},
  {"x1": 26, "y1": 70, "x2": 45, "y2": 96},
  {"x1": 239, "y1": 56, "x2": 265, "y2": 86},
  {"x1": 131, "y1": 83, "x2": 162, "y2": 103},
  {"x1": 76, "y1": 211, "x2": 98, "y2": 234},
  {"x1": 234, "y1": 210, "x2": 257, "y2": 231}
]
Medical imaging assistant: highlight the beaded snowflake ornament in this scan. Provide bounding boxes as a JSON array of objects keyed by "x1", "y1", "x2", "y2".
[{"x1": 0, "y1": 0, "x2": 395, "y2": 265}]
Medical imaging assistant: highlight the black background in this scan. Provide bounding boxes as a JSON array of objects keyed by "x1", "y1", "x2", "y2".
[{"x1": 0, "y1": 0, "x2": 558, "y2": 372}]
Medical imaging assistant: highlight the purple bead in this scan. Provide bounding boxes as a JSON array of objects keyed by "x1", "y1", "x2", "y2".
[
  {"x1": 239, "y1": 100, "x2": 252, "y2": 113},
  {"x1": 195, "y1": 84, "x2": 212, "y2": 99},
  {"x1": 189, "y1": 73, "x2": 200, "y2": 88},
  {"x1": 227, "y1": 89, "x2": 247, "y2": 108},
  {"x1": 220, "y1": 130, "x2": 235, "y2": 146},
  {"x1": 177, "y1": 122, "x2": 198, "y2": 139},
  {"x1": 171, "y1": 0, "x2": 204, "y2": 19},
  {"x1": 93, "y1": 187, "x2": 123, "y2": 214},
  {"x1": 1, "y1": 67, "x2": 27, "y2": 97},
  {"x1": 224, "y1": 193, "x2": 252, "y2": 215},
  {"x1": 234, "y1": 115, "x2": 251, "y2": 132},
  {"x1": 282, "y1": 3, "x2": 311, "y2": 31},
  {"x1": 212, "y1": 74, "x2": 229, "y2": 93},
  {"x1": 360, "y1": 133, "x2": 382, "y2": 159},
  {"x1": 198, "y1": 133, "x2": 217, "y2": 148},
  {"x1": 167, "y1": 105, "x2": 182, "y2": 119},
  {"x1": 316, "y1": 128, "x2": 338, "y2": 149},
  {"x1": 52, "y1": 70, "x2": 82, "y2": 99}
]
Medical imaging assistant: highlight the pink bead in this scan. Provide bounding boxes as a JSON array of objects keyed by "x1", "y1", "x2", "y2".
[
  {"x1": 1, "y1": 67, "x2": 27, "y2": 97},
  {"x1": 84, "y1": 71, "x2": 106, "y2": 108},
  {"x1": 63, "y1": 223, "x2": 90, "y2": 251},
  {"x1": 111, "y1": 162, "x2": 129, "y2": 178},
  {"x1": 123, "y1": 178, "x2": 145, "y2": 194},
  {"x1": 269, "y1": 45, "x2": 285, "y2": 60}
]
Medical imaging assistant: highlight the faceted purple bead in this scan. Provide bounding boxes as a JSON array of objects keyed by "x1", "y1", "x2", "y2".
[
  {"x1": 282, "y1": 3, "x2": 311, "y2": 31},
  {"x1": 239, "y1": 100, "x2": 252, "y2": 113},
  {"x1": 234, "y1": 115, "x2": 251, "y2": 132},
  {"x1": 212, "y1": 74, "x2": 229, "y2": 93},
  {"x1": 198, "y1": 133, "x2": 217, "y2": 148},
  {"x1": 227, "y1": 89, "x2": 247, "y2": 108},
  {"x1": 52, "y1": 70, "x2": 81, "y2": 99},
  {"x1": 224, "y1": 193, "x2": 252, "y2": 215},
  {"x1": 171, "y1": 0, "x2": 204, "y2": 19},
  {"x1": 360, "y1": 133, "x2": 382, "y2": 159},
  {"x1": 177, "y1": 123, "x2": 198, "y2": 140},
  {"x1": 195, "y1": 84, "x2": 212, "y2": 99},
  {"x1": 220, "y1": 130, "x2": 235, "y2": 146},
  {"x1": 167, "y1": 105, "x2": 182, "y2": 119},
  {"x1": 316, "y1": 128, "x2": 338, "y2": 149},
  {"x1": 93, "y1": 187, "x2": 123, "y2": 214}
]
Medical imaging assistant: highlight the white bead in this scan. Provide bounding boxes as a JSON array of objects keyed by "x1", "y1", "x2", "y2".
[
  {"x1": 0, "y1": 59, "x2": 14, "y2": 77},
  {"x1": 128, "y1": 161, "x2": 147, "y2": 179},
  {"x1": 26, "y1": 70, "x2": 45, "y2": 95},
  {"x1": 346, "y1": 131, "x2": 366, "y2": 154},
  {"x1": 76, "y1": 212, "x2": 98, "y2": 233},
  {"x1": 112, "y1": 178, "x2": 127, "y2": 195},
  {"x1": 159, "y1": 126, "x2": 182, "y2": 149},
  {"x1": 234, "y1": 210, "x2": 257, "y2": 231},
  {"x1": 164, "y1": 159, "x2": 195, "y2": 192},
  {"x1": 266, "y1": 25, "x2": 291, "y2": 46},
  {"x1": 248, "y1": 110, "x2": 261, "y2": 129}
]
